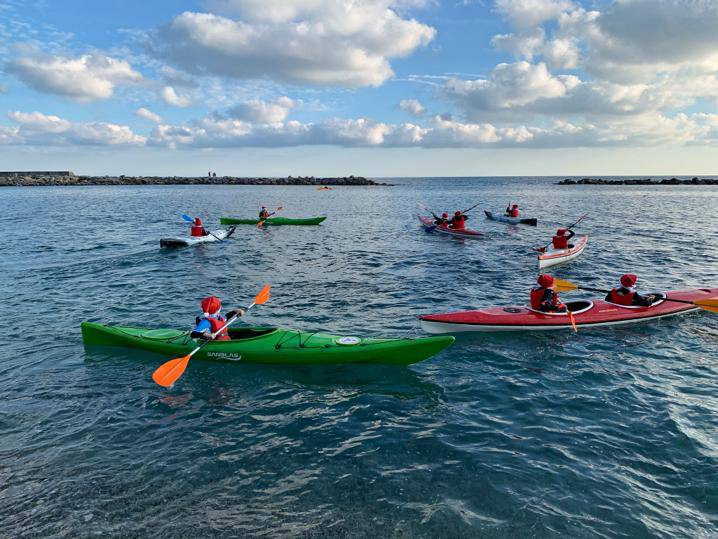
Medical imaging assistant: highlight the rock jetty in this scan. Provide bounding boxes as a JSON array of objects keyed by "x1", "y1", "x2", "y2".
[
  {"x1": 0, "y1": 173, "x2": 386, "y2": 187},
  {"x1": 558, "y1": 177, "x2": 718, "y2": 186}
]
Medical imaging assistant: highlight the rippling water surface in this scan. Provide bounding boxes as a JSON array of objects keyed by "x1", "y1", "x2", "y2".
[{"x1": 2, "y1": 177, "x2": 718, "y2": 537}]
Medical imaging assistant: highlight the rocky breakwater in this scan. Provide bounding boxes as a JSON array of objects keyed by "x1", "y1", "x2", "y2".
[
  {"x1": 0, "y1": 174, "x2": 387, "y2": 187},
  {"x1": 558, "y1": 177, "x2": 718, "y2": 186}
]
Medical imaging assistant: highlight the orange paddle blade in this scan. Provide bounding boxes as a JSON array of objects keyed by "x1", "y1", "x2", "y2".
[
  {"x1": 254, "y1": 283, "x2": 271, "y2": 305},
  {"x1": 256, "y1": 220, "x2": 264, "y2": 228},
  {"x1": 694, "y1": 298, "x2": 718, "y2": 313},
  {"x1": 152, "y1": 354, "x2": 192, "y2": 387},
  {"x1": 568, "y1": 311, "x2": 578, "y2": 333},
  {"x1": 554, "y1": 278, "x2": 579, "y2": 293}
]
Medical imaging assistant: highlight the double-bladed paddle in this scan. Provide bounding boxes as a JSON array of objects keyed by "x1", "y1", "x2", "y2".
[
  {"x1": 553, "y1": 278, "x2": 718, "y2": 313},
  {"x1": 181, "y1": 214, "x2": 225, "y2": 243},
  {"x1": 151, "y1": 283, "x2": 272, "y2": 388}
]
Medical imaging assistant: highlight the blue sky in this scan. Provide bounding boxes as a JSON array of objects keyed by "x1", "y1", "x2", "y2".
[{"x1": 1, "y1": 0, "x2": 717, "y2": 176}]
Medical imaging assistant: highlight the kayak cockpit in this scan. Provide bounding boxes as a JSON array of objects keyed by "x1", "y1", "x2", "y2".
[
  {"x1": 525, "y1": 300, "x2": 594, "y2": 316},
  {"x1": 604, "y1": 292, "x2": 666, "y2": 309},
  {"x1": 226, "y1": 327, "x2": 278, "y2": 340}
]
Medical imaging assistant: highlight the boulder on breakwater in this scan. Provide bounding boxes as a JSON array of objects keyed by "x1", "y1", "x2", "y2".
[
  {"x1": 558, "y1": 177, "x2": 718, "y2": 186},
  {"x1": 0, "y1": 173, "x2": 388, "y2": 187}
]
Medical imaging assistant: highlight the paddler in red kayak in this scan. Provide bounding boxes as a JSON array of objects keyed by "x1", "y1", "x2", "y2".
[
  {"x1": 191, "y1": 296, "x2": 245, "y2": 341},
  {"x1": 530, "y1": 274, "x2": 567, "y2": 313},
  {"x1": 551, "y1": 228, "x2": 575, "y2": 249},
  {"x1": 605, "y1": 274, "x2": 655, "y2": 307},
  {"x1": 506, "y1": 204, "x2": 520, "y2": 218},
  {"x1": 434, "y1": 212, "x2": 450, "y2": 227},
  {"x1": 190, "y1": 217, "x2": 209, "y2": 237},
  {"x1": 449, "y1": 211, "x2": 468, "y2": 230}
]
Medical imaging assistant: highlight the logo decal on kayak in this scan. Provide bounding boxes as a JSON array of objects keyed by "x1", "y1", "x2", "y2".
[{"x1": 207, "y1": 352, "x2": 242, "y2": 361}]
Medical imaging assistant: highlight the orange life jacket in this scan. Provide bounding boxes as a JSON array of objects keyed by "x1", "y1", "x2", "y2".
[
  {"x1": 608, "y1": 288, "x2": 635, "y2": 306},
  {"x1": 552, "y1": 235, "x2": 568, "y2": 249},
  {"x1": 207, "y1": 315, "x2": 230, "y2": 341},
  {"x1": 530, "y1": 287, "x2": 560, "y2": 311},
  {"x1": 190, "y1": 226, "x2": 205, "y2": 237}
]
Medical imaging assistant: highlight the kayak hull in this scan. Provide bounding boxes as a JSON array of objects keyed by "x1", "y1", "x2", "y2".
[
  {"x1": 160, "y1": 227, "x2": 235, "y2": 248},
  {"x1": 219, "y1": 216, "x2": 326, "y2": 225},
  {"x1": 418, "y1": 216, "x2": 482, "y2": 239},
  {"x1": 484, "y1": 210, "x2": 537, "y2": 226},
  {"x1": 538, "y1": 235, "x2": 589, "y2": 269},
  {"x1": 419, "y1": 288, "x2": 718, "y2": 333},
  {"x1": 81, "y1": 322, "x2": 454, "y2": 366}
]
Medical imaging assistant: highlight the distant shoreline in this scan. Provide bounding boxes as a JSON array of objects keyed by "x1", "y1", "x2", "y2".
[
  {"x1": 558, "y1": 177, "x2": 718, "y2": 186},
  {"x1": 0, "y1": 173, "x2": 388, "y2": 187}
]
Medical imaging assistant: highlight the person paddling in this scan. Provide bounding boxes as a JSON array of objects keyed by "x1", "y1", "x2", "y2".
[
  {"x1": 506, "y1": 204, "x2": 520, "y2": 218},
  {"x1": 552, "y1": 228, "x2": 575, "y2": 249},
  {"x1": 605, "y1": 274, "x2": 655, "y2": 307},
  {"x1": 190, "y1": 296, "x2": 245, "y2": 341},
  {"x1": 190, "y1": 217, "x2": 209, "y2": 237},
  {"x1": 259, "y1": 206, "x2": 277, "y2": 220},
  {"x1": 434, "y1": 212, "x2": 450, "y2": 226},
  {"x1": 449, "y1": 210, "x2": 468, "y2": 230},
  {"x1": 530, "y1": 274, "x2": 567, "y2": 313}
]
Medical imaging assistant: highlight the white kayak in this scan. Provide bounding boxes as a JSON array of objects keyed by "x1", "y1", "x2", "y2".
[
  {"x1": 160, "y1": 226, "x2": 236, "y2": 248},
  {"x1": 538, "y1": 234, "x2": 588, "y2": 269}
]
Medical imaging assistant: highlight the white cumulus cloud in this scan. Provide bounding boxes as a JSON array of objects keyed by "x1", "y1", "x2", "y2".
[
  {"x1": 135, "y1": 107, "x2": 162, "y2": 124},
  {"x1": 161, "y1": 86, "x2": 193, "y2": 107},
  {"x1": 399, "y1": 99, "x2": 426, "y2": 117},
  {"x1": 6, "y1": 49, "x2": 141, "y2": 101}
]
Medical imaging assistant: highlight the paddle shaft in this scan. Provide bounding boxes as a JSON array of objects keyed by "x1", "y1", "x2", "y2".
[{"x1": 573, "y1": 285, "x2": 698, "y2": 306}]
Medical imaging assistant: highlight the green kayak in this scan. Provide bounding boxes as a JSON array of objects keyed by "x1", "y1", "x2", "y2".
[
  {"x1": 219, "y1": 216, "x2": 326, "y2": 225},
  {"x1": 80, "y1": 322, "x2": 454, "y2": 366}
]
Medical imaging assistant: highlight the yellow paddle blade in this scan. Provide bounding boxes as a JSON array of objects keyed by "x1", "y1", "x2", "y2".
[
  {"x1": 695, "y1": 298, "x2": 718, "y2": 313},
  {"x1": 152, "y1": 354, "x2": 192, "y2": 387},
  {"x1": 568, "y1": 310, "x2": 578, "y2": 333},
  {"x1": 553, "y1": 278, "x2": 579, "y2": 293},
  {"x1": 254, "y1": 283, "x2": 271, "y2": 305}
]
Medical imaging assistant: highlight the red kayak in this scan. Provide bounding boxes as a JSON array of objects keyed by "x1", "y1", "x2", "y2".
[
  {"x1": 419, "y1": 288, "x2": 718, "y2": 333},
  {"x1": 418, "y1": 216, "x2": 482, "y2": 239}
]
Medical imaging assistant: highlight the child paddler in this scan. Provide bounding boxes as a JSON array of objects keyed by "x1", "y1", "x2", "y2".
[
  {"x1": 605, "y1": 274, "x2": 655, "y2": 307},
  {"x1": 191, "y1": 296, "x2": 245, "y2": 341},
  {"x1": 530, "y1": 274, "x2": 567, "y2": 313}
]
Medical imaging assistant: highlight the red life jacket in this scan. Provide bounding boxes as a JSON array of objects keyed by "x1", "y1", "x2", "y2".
[
  {"x1": 552, "y1": 235, "x2": 568, "y2": 249},
  {"x1": 530, "y1": 287, "x2": 560, "y2": 311},
  {"x1": 608, "y1": 288, "x2": 635, "y2": 306},
  {"x1": 207, "y1": 315, "x2": 230, "y2": 340},
  {"x1": 452, "y1": 215, "x2": 466, "y2": 229},
  {"x1": 190, "y1": 225, "x2": 205, "y2": 237},
  {"x1": 510, "y1": 208, "x2": 520, "y2": 217}
]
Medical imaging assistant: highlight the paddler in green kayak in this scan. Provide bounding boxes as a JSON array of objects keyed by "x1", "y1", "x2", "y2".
[
  {"x1": 191, "y1": 296, "x2": 245, "y2": 340},
  {"x1": 530, "y1": 274, "x2": 567, "y2": 313}
]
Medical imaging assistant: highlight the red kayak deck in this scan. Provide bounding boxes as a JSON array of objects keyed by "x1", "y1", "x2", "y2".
[
  {"x1": 418, "y1": 215, "x2": 482, "y2": 239},
  {"x1": 419, "y1": 288, "x2": 718, "y2": 333}
]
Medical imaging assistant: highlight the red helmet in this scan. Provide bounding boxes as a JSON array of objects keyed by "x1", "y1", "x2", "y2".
[
  {"x1": 201, "y1": 296, "x2": 222, "y2": 315},
  {"x1": 620, "y1": 274, "x2": 637, "y2": 287},
  {"x1": 454, "y1": 211, "x2": 461, "y2": 216},
  {"x1": 194, "y1": 217, "x2": 203, "y2": 226},
  {"x1": 557, "y1": 228, "x2": 567, "y2": 235},
  {"x1": 512, "y1": 204, "x2": 518, "y2": 209},
  {"x1": 537, "y1": 274, "x2": 554, "y2": 288},
  {"x1": 441, "y1": 212, "x2": 448, "y2": 218}
]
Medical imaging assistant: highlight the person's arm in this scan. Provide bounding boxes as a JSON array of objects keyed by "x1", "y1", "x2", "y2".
[
  {"x1": 190, "y1": 318, "x2": 212, "y2": 339},
  {"x1": 632, "y1": 293, "x2": 654, "y2": 307},
  {"x1": 225, "y1": 308, "x2": 245, "y2": 319},
  {"x1": 567, "y1": 230, "x2": 576, "y2": 241}
]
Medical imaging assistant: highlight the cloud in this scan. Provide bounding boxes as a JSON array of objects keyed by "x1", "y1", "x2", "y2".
[
  {"x1": 161, "y1": 85, "x2": 192, "y2": 107},
  {"x1": 493, "y1": 0, "x2": 574, "y2": 29},
  {"x1": 159, "y1": 65, "x2": 200, "y2": 88},
  {"x1": 445, "y1": 62, "x2": 579, "y2": 119},
  {"x1": 227, "y1": 96, "x2": 294, "y2": 123},
  {"x1": 146, "y1": 2, "x2": 435, "y2": 87},
  {"x1": 399, "y1": 99, "x2": 426, "y2": 117},
  {"x1": 135, "y1": 107, "x2": 162, "y2": 124},
  {"x1": 4, "y1": 111, "x2": 146, "y2": 146},
  {"x1": 6, "y1": 48, "x2": 141, "y2": 101}
]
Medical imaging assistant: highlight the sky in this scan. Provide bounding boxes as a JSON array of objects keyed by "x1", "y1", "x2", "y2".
[{"x1": 1, "y1": 0, "x2": 717, "y2": 177}]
